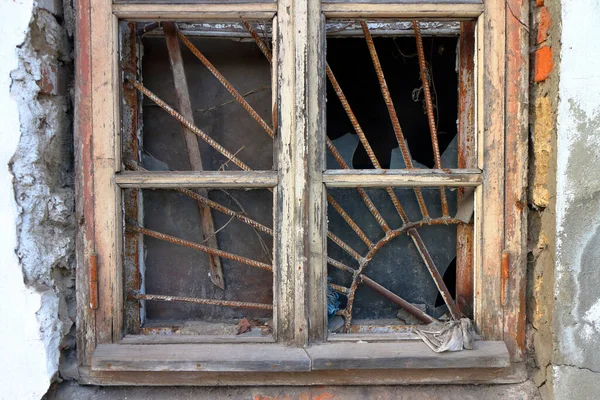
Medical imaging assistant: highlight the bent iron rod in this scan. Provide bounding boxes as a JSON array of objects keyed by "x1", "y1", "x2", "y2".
[
  {"x1": 244, "y1": 20, "x2": 459, "y2": 325},
  {"x1": 126, "y1": 161, "x2": 435, "y2": 322},
  {"x1": 413, "y1": 20, "x2": 450, "y2": 217},
  {"x1": 133, "y1": 293, "x2": 273, "y2": 310}
]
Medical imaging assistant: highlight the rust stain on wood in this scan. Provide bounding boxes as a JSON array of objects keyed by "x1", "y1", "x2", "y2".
[
  {"x1": 504, "y1": 0, "x2": 529, "y2": 361},
  {"x1": 89, "y1": 253, "x2": 98, "y2": 310},
  {"x1": 501, "y1": 250, "x2": 509, "y2": 307},
  {"x1": 121, "y1": 21, "x2": 142, "y2": 334},
  {"x1": 456, "y1": 21, "x2": 476, "y2": 319}
]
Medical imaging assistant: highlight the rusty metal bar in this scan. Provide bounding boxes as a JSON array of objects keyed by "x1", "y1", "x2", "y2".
[
  {"x1": 327, "y1": 231, "x2": 363, "y2": 262},
  {"x1": 133, "y1": 38, "x2": 369, "y2": 269},
  {"x1": 133, "y1": 293, "x2": 273, "y2": 310},
  {"x1": 242, "y1": 21, "x2": 272, "y2": 63},
  {"x1": 302, "y1": 22, "x2": 453, "y2": 324},
  {"x1": 329, "y1": 283, "x2": 350, "y2": 295},
  {"x1": 176, "y1": 30, "x2": 274, "y2": 138},
  {"x1": 413, "y1": 20, "x2": 450, "y2": 217},
  {"x1": 137, "y1": 22, "x2": 160, "y2": 36},
  {"x1": 326, "y1": 138, "x2": 391, "y2": 233},
  {"x1": 128, "y1": 77, "x2": 252, "y2": 172},
  {"x1": 326, "y1": 64, "x2": 380, "y2": 169},
  {"x1": 176, "y1": 187, "x2": 274, "y2": 236},
  {"x1": 326, "y1": 258, "x2": 436, "y2": 324},
  {"x1": 164, "y1": 21, "x2": 225, "y2": 290},
  {"x1": 326, "y1": 64, "x2": 410, "y2": 224},
  {"x1": 327, "y1": 257, "x2": 356, "y2": 275},
  {"x1": 243, "y1": 22, "x2": 391, "y2": 239},
  {"x1": 408, "y1": 227, "x2": 461, "y2": 320},
  {"x1": 127, "y1": 161, "x2": 274, "y2": 235},
  {"x1": 360, "y1": 275, "x2": 435, "y2": 324},
  {"x1": 360, "y1": 21, "x2": 430, "y2": 221},
  {"x1": 128, "y1": 224, "x2": 273, "y2": 272},
  {"x1": 327, "y1": 193, "x2": 373, "y2": 248}
]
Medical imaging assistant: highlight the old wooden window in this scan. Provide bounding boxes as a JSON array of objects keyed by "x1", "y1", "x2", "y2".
[{"x1": 75, "y1": 0, "x2": 528, "y2": 385}]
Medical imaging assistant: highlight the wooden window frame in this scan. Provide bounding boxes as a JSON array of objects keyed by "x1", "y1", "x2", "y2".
[{"x1": 74, "y1": 0, "x2": 529, "y2": 386}]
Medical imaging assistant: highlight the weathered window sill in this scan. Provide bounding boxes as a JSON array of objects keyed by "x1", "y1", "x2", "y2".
[{"x1": 91, "y1": 340, "x2": 509, "y2": 373}]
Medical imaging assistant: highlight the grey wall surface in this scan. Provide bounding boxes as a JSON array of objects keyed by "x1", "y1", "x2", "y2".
[{"x1": 553, "y1": 1, "x2": 600, "y2": 398}]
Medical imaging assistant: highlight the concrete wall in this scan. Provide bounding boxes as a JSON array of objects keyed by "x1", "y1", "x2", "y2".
[{"x1": 553, "y1": 0, "x2": 600, "y2": 398}]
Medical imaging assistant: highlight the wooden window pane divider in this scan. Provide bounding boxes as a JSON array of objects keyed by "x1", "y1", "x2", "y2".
[
  {"x1": 321, "y1": 3, "x2": 483, "y2": 18},
  {"x1": 115, "y1": 170, "x2": 278, "y2": 188},
  {"x1": 112, "y1": 3, "x2": 277, "y2": 20},
  {"x1": 75, "y1": 0, "x2": 529, "y2": 380},
  {"x1": 111, "y1": 2, "x2": 483, "y2": 20},
  {"x1": 323, "y1": 169, "x2": 482, "y2": 188}
]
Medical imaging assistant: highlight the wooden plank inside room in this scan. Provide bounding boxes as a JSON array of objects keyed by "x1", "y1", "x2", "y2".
[{"x1": 163, "y1": 21, "x2": 225, "y2": 290}]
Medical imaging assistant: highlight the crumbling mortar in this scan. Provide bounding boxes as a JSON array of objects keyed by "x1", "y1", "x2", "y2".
[
  {"x1": 9, "y1": 4, "x2": 76, "y2": 384},
  {"x1": 526, "y1": 0, "x2": 561, "y2": 398}
]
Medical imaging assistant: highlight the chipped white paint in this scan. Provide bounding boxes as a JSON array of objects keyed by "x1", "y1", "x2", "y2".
[{"x1": 0, "y1": 1, "x2": 59, "y2": 399}]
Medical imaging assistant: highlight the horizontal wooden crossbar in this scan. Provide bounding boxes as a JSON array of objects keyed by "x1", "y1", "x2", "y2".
[
  {"x1": 112, "y1": 3, "x2": 277, "y2": 20},
  {"x1": 115, "y1": 171, "x2": 277, "y2": 188},
  {"x1": 323, "y1": 169, "x2": 482, "y2": 188},
  {"x1": 321, "y1": 3, "x2": 484, "y2": 19}
]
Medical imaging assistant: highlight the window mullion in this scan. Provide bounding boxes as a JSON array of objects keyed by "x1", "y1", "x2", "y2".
[{"x1": 274, "y1": 0, "x2": 322, "y2": 346}]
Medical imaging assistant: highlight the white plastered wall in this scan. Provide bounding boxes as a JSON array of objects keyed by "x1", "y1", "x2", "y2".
[{"x1": 0, "y1": 0, "x2": 57, "y2": 399}]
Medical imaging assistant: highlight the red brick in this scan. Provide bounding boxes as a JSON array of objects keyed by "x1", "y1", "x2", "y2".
[
  {"x1": 534, "y1": 46, "x2": 553, "y2": 82},
  {"x1": 537, "y1": 6, "x2": 551, "y2": 44}
]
